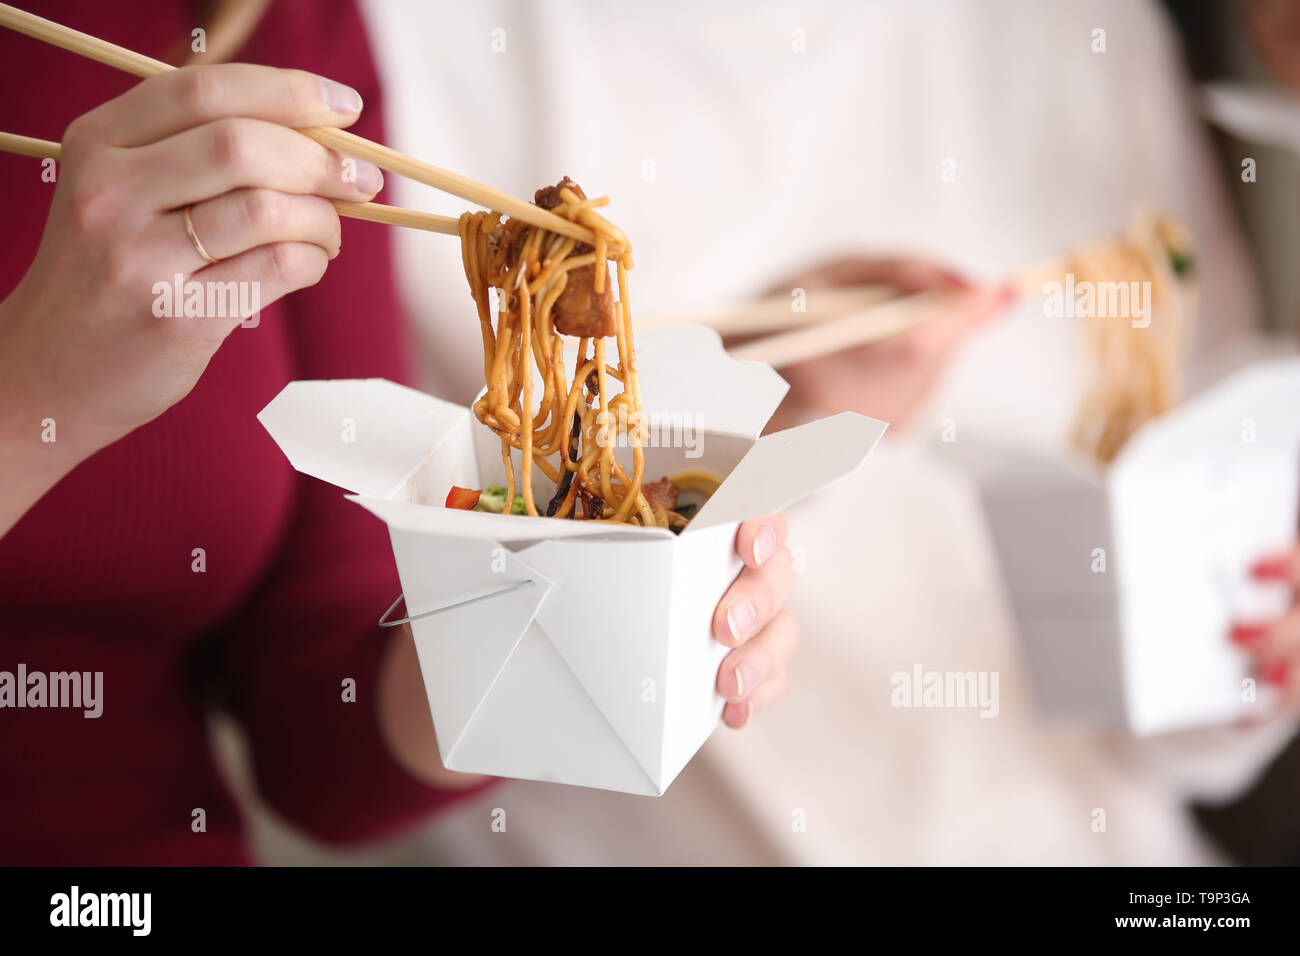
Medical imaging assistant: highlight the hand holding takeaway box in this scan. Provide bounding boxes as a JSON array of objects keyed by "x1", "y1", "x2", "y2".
[
  {"x1": 944, "y1": 358, "x2": 1300, "y2": 735},
  {"x1": 259, "y1": 325, "x2": 886, "y2": 794}
]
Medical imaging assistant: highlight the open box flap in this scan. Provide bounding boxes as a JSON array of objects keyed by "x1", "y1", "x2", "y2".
[
  {"x1": 689, "y1": 412, "x2": 887, "y2": 529},
  {"x1": 635, "y1": 324, "x2": 790, "y2": 439},
  {"x1": 258, "y1": 378, "x2": 468, "y2": 497}
]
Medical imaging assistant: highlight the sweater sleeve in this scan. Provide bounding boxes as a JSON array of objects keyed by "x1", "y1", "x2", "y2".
[{"x1": 207, "y1": 0, "x2": 498, "y2": 845}]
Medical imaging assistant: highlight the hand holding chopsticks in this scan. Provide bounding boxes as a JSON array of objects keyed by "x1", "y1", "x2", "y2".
[
  {"x1": 641, "y1": 260, "x2": 1031, "y2": 369},
  {"x1": 722, "y1": 278, "x2": 1029, "y2": 368},
  {"x1": 0, "y1": 131, "x2": 462, "y2": 236},
  {"x1": 0, "y1": 17, "x2": 483, "y2": 514},
  {"x1": 1, "y1": 0, "x2": 1034, "y2": 372},
  {"x1": 0, "y1": 2, "x2": 627, "y2": 253}
]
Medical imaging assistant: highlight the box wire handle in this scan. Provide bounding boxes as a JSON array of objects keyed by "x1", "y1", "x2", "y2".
[{"x1": 378, "y1": 580, "x2": 536, "y2": 628}]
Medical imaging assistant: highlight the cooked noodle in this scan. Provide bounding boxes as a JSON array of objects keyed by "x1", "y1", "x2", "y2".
[
  {"x1": 1067, "y1": 213, "x2": 1194, "y2": 466},
  {"x1": 457, "y1": 181, "x2": 666, "y2": 525}
]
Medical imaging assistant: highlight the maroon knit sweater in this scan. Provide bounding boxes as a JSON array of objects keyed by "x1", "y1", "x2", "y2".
[{"x1": 0, "y1": 0, "x2": 495, "y2": 864}]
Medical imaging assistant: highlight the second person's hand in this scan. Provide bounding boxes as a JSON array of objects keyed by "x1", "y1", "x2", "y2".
[
  {"x1": 1231, "y1": 545, "x2": 1300, "y2": 705},
  {"x1": 766, "y1": 255, "x2": 1017, "y2": 429}
]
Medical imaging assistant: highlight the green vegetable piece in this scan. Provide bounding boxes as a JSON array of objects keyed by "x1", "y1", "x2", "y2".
[
  {"x1": 473, "y1": 486, "x2": 530, "y2": 515},
  {"x1": 474, "y1": 486, "x2": 508, "y2": 514}
]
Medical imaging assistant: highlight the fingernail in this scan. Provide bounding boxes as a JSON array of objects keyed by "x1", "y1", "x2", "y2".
[
  {"x1": 1251, "y1": 555, "x2": 1293, "y2": 580},
  {"x1": 1230, "y1": 623, "x2": 1269, "y2": 645},
  {"x1": 997, "y1": 283, "x2": 1020, "y2": 305},
  {"x1": 1262, "y1": 660, "x2": 1291, "y2": 687},
  {"x1": 726, "y1": 598, "x2": 756, "y2": 643},
  {"x1": 321, "y1": 78, "x2": 363, "y2": 115},
  {"x1": 732, "y1": 700, "x2": 753, "y2": 730},
  {"x1": 352, "y1": 159, "x2": 383, "y2": 194},
  {"x1": 753, "y1": 524, "x2": 778, "y2": 566},
  {"x1": 733, "y1": 660, "x2": 757, "y2": 700}
]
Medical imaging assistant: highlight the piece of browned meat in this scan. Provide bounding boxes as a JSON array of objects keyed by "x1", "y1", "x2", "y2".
[
  {"x1": 533, "y1": 178, "x2": 617, "y2": 338},
  {"x1": 552, "y1": 261, "x2": 617, "y2": 337},
  {"x1": 535, "y1": 176, "x2": 585, "y2": 210},
  {"x1": 642, "y1": 477, "x2": 679, "y2": 514}
]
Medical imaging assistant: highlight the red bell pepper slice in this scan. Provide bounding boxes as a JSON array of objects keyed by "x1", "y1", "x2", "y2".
[{"x1": 445, "y1": 486, "x2": 482, "y2": 510}]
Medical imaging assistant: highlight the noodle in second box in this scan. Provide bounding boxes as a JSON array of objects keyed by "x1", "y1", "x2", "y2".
[{"x1": 258, "y1": 325, "x2": 886, "y2": 794}]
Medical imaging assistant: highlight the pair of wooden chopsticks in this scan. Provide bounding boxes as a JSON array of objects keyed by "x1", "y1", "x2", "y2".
[
  {"x1": 641, "y1": 262, "x2": 1049, "y2": 368},
  {"x1": 0, "y1": 3, "x2": 624, "y2": 249},
  {"x1": 0, "y1": 130, "x2": 459, "y2": 235},
  {"x1": 725, "y1": 289, "x2": 952, "y2": 366},
  {"x1": 1, "y1": 1, "x2": 1062, "y2": 369}
]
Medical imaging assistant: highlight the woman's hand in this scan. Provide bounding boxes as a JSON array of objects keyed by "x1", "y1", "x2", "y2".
[
  {"x1": 1231, "y1": 545, "x2": 1300, "y2": 704},
  {"x1": 712, "y1": 513, "x2": 798, "y2": 728},
  {"x1": 0, "y1": 64, "x2": 382, "y2": 534},
  {"x1": 767, "y1": 256, "x2": 1016, "y2": 429}
]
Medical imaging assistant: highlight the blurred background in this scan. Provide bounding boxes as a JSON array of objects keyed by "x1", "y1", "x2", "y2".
[{"x1": 211, "y1": 0, "x2": 1300, "y2": 864}]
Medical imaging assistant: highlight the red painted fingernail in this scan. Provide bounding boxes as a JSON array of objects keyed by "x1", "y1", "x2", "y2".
[
  {"x1": 1230, "y1": 623, "x2": 1269, "y2": 645},
  {"x1": 1262, "y1": 660, "x2": 1291, "y2": 687},
  {"x1": 1251, "y1": 556, "x2": 1293, "y2": 580}
]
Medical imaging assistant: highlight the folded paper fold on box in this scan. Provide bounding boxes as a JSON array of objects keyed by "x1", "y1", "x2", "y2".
[{"x1": 259, "y1": 325, "x2": 886, "y2": 793}]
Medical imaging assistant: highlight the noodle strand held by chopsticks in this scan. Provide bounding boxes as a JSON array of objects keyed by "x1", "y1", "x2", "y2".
[
  {"x1": 458, "y1": 180, "x2": 664, "y2": 526},
  {"x1": 1067, "y1": 213, "x2": 1193, "y2": 467}
]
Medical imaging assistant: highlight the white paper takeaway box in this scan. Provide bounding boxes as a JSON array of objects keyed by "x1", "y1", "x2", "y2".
[
  {"x1": 944, "y1": 358, "x2": 1300, "y2": 736},
  {"x1": 259, "y1": 325, "x2": 886, "y2": 794}
]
